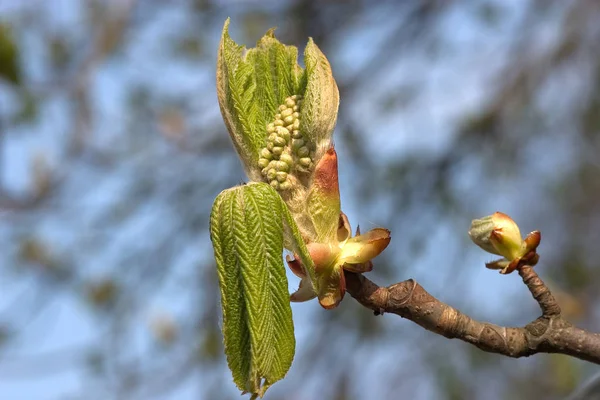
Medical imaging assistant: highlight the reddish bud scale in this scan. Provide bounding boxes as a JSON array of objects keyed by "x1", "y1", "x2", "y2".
[{"x1": 311, "y1": 147, "x2": 340, "y2": 198}]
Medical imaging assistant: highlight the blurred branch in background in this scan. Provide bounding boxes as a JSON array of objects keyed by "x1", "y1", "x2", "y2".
[{"x1": 0, "y1": 0, "x2": 600, "y2": 399}]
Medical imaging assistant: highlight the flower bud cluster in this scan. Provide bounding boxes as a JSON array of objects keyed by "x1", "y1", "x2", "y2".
[{"x1": 258, "y1": 95, "x2": 313, "y2": 190}]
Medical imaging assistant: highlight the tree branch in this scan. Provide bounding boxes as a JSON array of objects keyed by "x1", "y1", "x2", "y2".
[{"x1": 344, "y1": 265, "x2": 600, "y2": 364}]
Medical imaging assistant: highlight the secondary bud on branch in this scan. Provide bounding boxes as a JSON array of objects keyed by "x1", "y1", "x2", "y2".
[
  {"x1": 468, "y1": 212, "x2": 540, "y2": 274},
  {"x1": 469, "y1": 212, "x2": 523, "y2": 259}
]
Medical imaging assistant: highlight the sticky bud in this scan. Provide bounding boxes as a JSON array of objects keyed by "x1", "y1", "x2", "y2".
[
  {"x1": 468, "y1": 212, "x2": 541, "y2": 274},
  {"x1": 469, "y1": 212, "x2": 524, "y2": 259}
]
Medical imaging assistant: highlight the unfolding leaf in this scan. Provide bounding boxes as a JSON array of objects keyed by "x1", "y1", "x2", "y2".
[
  {"x1": 216, "y1": 19, "x2": 303, "y2": 181},
  {"x1": 216, "y1": 19, "x2": 339, "y2": 200},
  {"x1": 210, "y1": 182, "x2": 296, "y2": 397},
  {"x1": 301, "y1": 39, "x2": 339, "y2": 154}
]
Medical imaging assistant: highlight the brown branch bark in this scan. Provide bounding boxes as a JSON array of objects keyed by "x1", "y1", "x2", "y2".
[{"x1": 344, "y1": 265, "x2": 600, "y2": 364}]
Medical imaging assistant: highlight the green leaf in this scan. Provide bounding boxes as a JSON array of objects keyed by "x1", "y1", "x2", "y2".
[
  {"x1": 210, "y1": 182, "x2": 296, "y2": 397},
  {"x1": 217, "y1": 19, "x2": 304, "y2": 181},
  {"x1": 301, "y1": 38, "x2": 339, "y2": 150}
]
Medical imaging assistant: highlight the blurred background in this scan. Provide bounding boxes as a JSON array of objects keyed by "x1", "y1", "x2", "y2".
[{"x1": 1, "y1": 0, "x2": 600, "y2": 399}]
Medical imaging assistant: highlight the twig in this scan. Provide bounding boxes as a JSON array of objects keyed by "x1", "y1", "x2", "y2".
[
  {"x1": 344, "y1": 265, "x2": 600, "y2": 364},
  {"x1": 517, "y1": 265, "x2": 561, "y2": 317}
]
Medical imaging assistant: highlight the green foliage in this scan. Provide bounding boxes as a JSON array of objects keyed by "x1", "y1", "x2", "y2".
[
  {"x1": 216, "y1": 18, "x2": 339, "y2": 194},
  {"x1": 217, "y1": 19, "x2": 304, "y2": 180},
  {"x1": 301, "y1": 38, "x2": 339, "y2": 146},
  {"x1": 210, "y1": 182, "x2": 313, "y2": 397},
  {"x1": 0, "y1": 23, "x2": 20, "y2": 84},
  {"x1": 213, "y1": 18, "x2": 364, "y2": 394}
]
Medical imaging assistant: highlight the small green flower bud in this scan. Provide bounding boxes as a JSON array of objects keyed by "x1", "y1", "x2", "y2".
[
  {"x1": 269, "y1": 160, "x2": 279, "y2": 172},
  {"x1": 272, "y1": 146, "x2": 283, "y2": 156},
  {"x1": 260, "y1": 148, "x2": 272, "y2": 160},
  {"x1": 283, "y1": 115, "x2": 295, "y2": 125},
  {"x1": 270, "y1": 180, "x2": 279, "y2": 189},
  {"x1": 276, "y1": 126, "x2": 290, "y2": 141},
  {"x1": 266, "y1": 168, "x2": 277, "y2": 180},
  {"x1": 299, "y1": 157, "x2": 312, "y2": 167},
  {"x1": 274, "y1": 119, "x2": 284, "y2": 127},
  {"x1": 297, "y1": 146, "x2": 309, "y2": 157},
  {"x1": 276, "y1": 161, "x2": 289, "y2": 172},
  {"x1": 274, "y1": 136, "x2": 287, "y2": 147},
  {"x1": 285, "y1": 98, "x2": 295, "y2": 108},
  {"x1": 276, "y1": 171, "x2": 287, "y2": 182},
  {"x1": 258, "y1": 158, "x2": 270, "y2": 168},
  {"x1": 292, "y1": 130, "x2": 302, "y2": 139},
  {"x1": 279, "y1": 153, "x2": 293, "y2": 165},
  {"x1": 281, "y1": 108, "x2": 293, "y2": 118},
  {"x1": 292, "y1": 119, "x2": 300, "y2": 130},
  {"x1": 279, "y1": 104, "x2": 287, "y2": 112},
  {"x1": 279, "y1": 181, "x2": 292, "y2": 191},
  {"x1": 291, "y1": 139, "x2": 304, "y2": 150},
  {"x1": 267, "y1": 123, "x2": 276, "y2": 133}
]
